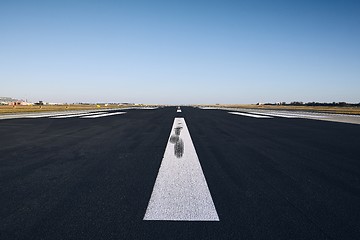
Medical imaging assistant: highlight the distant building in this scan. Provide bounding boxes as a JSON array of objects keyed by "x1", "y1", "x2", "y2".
[
  {"x1": 0, "y1": 97, "x2": 32, "y2": 106},
  {"x1": 8, "y1": 101, "x2": 17, "y2": 106},
  {"x1": 8, "y1": 100, "x2": 32, "y2": 106}
]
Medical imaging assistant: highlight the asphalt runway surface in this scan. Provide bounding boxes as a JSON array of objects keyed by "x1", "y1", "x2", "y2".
[{"x1": 1, "y1": 107, "x2": 360, "y2": 239}]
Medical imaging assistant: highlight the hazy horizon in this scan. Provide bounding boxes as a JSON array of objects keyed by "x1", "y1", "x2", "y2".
[{"x1": 1, "y1": 0, "x2": 359, "y2": 104}]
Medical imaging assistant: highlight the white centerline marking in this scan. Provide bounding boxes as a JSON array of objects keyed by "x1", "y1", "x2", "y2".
[
  {"x1": 177, "y1": 109, "x2": 182, "y2": 112},
  {"x1": 80, "y1": 112, "x2": 126, "y2": 118},
  {"x1": 144, "y1": 118, "x2": 219, "y2": 221},
  {"x1": 229, "y1": 112, "x2": 272, "y2": 118}
]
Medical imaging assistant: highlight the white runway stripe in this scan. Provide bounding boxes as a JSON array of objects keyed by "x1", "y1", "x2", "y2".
[
  {"x1": 0, "y1": 114, "x2": 47, "y2": 119},
  {"x1": 50, "y1": 112, "x2": 108, "y2": 119},
  {"x1": 229, "y1": 112, "x2": 272, "y2": 118},
  {"x1": 248, "y1": 111, "x2": 331, "y2": 119},
  {"x1": 27, "y1": 113, "x2": 75, "y2": 118},
  {"x1": 248, "y1": 111, "x2": 299, "y2": 118},
  {"x1": 144, "y1": 118, "x2": 219, "y2": 221},
  {"x1": 272, "y1": 112, "x2": 329, "y2": 118},
  {"x1": 0, "y1": 111, "x2": 107, "y2": 120},
  {"x1": 134, "y1": 107, "x2": 158, "y2": 110},
  {"x1": 80, "y1": 112, "x2": 126, "y2": 118},
  {"x1": 0, "y1": 112, "x2": 76, "y2": 119},
  {"x1": 28, "y1": 112, "x2": 94, "y2": 118}
]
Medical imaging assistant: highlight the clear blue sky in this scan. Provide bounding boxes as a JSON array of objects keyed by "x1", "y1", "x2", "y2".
[{"x1": 1, "y1": 0, "x2": 359, "y2": 104}]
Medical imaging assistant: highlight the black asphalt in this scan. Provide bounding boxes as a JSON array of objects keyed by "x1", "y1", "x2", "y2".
[{"x1": 1, "y1": 107, "x2": 359, "y2": 240}]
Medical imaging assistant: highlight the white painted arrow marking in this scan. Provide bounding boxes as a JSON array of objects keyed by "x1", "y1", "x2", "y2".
[{"x1": 144, "y1": 118, "x2": 219, "y2": 221}]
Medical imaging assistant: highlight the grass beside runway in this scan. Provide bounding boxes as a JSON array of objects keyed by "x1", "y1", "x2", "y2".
[{"x1": 0, "y1": 104, "x2": 155, "y2": 114}]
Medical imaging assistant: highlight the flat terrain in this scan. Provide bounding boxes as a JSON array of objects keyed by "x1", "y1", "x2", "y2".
[
  {"x1": 0, "y1": 105, "x2": 140, "y2": 114},
  {"x1": 1, "y1": 107, "x2": 360, "y2": 239}
]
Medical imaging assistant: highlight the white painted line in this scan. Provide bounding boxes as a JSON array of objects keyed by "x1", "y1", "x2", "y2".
[
  {"x1": 144, "y1": 118, "x2": 219, "y2": 221},
  {"x1": 0, "y1": 112, "x2": 74, "y2": 119},
  {"x1": 229, "y1": 112, "x2": 273, "y2": 118},
  {"x1": 27, "y1": 113, "x2": 75, "y2": 118},
  {"x1": 250, "y1": 111, "x2": 330, "y2": 119},
  {"x1": 0, "y1": 114, "x2": 48, "y2": 119},
  {"x1": 248, "y1": 111, "x2": 331, "y2": 119},
  {"x1": 282, "y1": 113, "x2": 329, "y2": 118},
  {"x1": 80, "y1": 112, "x2": 126, "y2": 118},
  {"x1": 134, "y1": 107, "x2": 158, "y2": 110},
  {"x1": 248, "y1": 111, "x2": 299, "y2": 118},
  {"x1": 28, "y1": 113, "x2": 89, "y2": 118},
  {"x1": 0, "y1": 110, "x2": 108, "y2": 120},
  {"x1": 292, "y1": 115, "x2": 329, "y2": 119},
  {"x1": 50, "y1": 112, "x2": 108, "y2": 119},
  {"x1": 196, "y1": 107, "x2": 360, "y2": 124},
  {"x1": 177, "y1": 109, "x2": 182, "y2": 112}
]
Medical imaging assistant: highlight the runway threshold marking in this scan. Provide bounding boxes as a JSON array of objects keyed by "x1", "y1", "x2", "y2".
[
  {"x1": 135, "y1": 107, "x2": 158, "y2": 110},
  {"x1": 50, "y1": 112, "x2": 108, "y2": 119},
  {"x1": 229, "y1": 112, "x2": 272, "y2": 118},
  {"x1": 0, "y1": 112, "x2": 86, "y2": 120},
  {"x1": 26, "y1": 112, "x2": 82, "y2": 118},
  {"x1": 248, "y1": 111, "x2": 301, "y2": 118},
  {"x1": 80, "y1": 112, "x2": 126, "y2": 118},
  {"x1": 144, "y1": 118, "x2": 219, "y2": 221},
  {"x1": 249, "y1": 111, "x2": 330, "y2": 119}
]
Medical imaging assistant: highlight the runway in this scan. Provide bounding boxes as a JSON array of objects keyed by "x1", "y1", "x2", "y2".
[{"x1": 1, "y1": 107, "x2": 359, "y2": 239}]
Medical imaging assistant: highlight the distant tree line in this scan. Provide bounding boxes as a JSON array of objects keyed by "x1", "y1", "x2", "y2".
[{"x1": 260, "y1": 102, "x2": 360, "y2": 107}]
